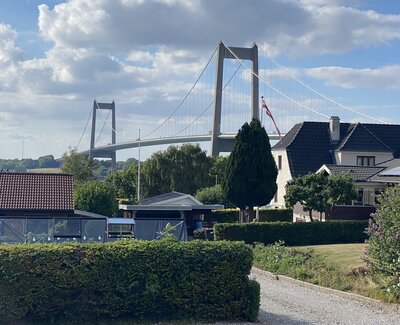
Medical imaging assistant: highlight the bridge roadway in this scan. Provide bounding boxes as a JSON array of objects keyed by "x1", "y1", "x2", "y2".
[{"x1": 84, "y1": 132, "x2": 283, "y2": 155}]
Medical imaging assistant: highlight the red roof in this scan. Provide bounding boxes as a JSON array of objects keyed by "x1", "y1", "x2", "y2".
[{"x1": 0, "y1": 173, "x2": 74, "y2": 211}]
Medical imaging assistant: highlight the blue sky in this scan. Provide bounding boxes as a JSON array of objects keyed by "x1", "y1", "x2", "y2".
[{"x1": 0, "y1": 0, "x2": 400, "y2": 160}]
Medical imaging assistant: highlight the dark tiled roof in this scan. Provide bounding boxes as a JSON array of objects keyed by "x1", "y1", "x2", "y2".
[
  {"x1": 323, "y1": 164, "x2": 384, "y2": 182},
  {"x1": 0, "y1": 173, "x2": 74, "y2": 211},
  {"x1": 362, "y1": 124, "x2": 400, "y2": 157},
  {"x1": 337, "y1": 123, "x2": 392, "y2": 152},
  {"x1": 140, "y1": 191, "x2": 187, "y2": 205},
  {"x1": 273, "y1": 120, "x2": 400, "y2": 178}
]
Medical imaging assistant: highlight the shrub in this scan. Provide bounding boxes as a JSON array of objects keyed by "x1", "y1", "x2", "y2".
[
  {"x1": 210, "y1": 209, "x2": 240, "y2": 223},
  {"x1": 366, "y1": 186, "x2": 400, "y2": 299},
  {"x1": 195, "y1": 185, "x2": 235, "y2": 208},
  {"x1": 193, "y1": 227, "x2": 214, "y2": 240},
  {"x1": 214, "y1": 221, "x2": 368, "y2": 246},
  {"x1": 258, "y1": 209, "x2": 292, "y2": 222},
  {"x1": 0, "y1": 241, "x2": 258, "y2": 323},
  {"x1": 210, "y1": 208, "x2": 292, "y2": 224}
]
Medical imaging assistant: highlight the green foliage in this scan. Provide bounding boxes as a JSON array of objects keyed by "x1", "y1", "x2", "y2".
[
  {"x1": 326, "y1": 173, "x2": 357, "y2": 208},
  {"x1": 0, "y1": 155, "x2": 61, "y2": 172},
  {"x1": 104, "y1": 163, "x2": 138, "y2": 203},
  {"x1": 214, "y1": 221, "x2": 368, "y2": 246},
  {"x1": 367, "y1": 185, "x2": 400, "y2": 299},
  {"x1": 222, "y1": 119, "x2": 277, "y2": 211},
  {"x1": 74, "y1": 181, "x2": 117, "y2": 216},
  {"x1": 193, "y1": 227, "x2": 214, "y2": 240},
  {"x1": 210, "y1": 209, "x2": 240, "y2": 223},
  {"x1": 258, "y1": 209, "x2": 293, "y2": 222},
  {"x1": 210, "y1": 156, "x2": 229, "y2": 185},
  {"x1": 285, "y1": 172, "x2": 356, "y2": 220},
  {"x1": 142, "y1": 144, "x2": 213, "y2": 197},
  {"x1": 195, "y1": 185, "x2": 235, "y2": 208},
  {"x1": 0, "y1": 241, "x2": 258, "y2": 323},
  {"x1": 209, "y1": 208, "x2": 293, "y2": 223},
  {"x1": 253, "y1": 242, "x2": 352, "y2": 290},
  {"x1": 61, "y1": 148, "x2": 97, "y2": 184}
]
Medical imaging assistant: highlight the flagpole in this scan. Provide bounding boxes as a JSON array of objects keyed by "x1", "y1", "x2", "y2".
[
  {"x1": 260, "y1": 96, "x2": 263, "y2": 127},
  {"x1": 137, "y1": 129, "x2": 141, "y2": 203}
]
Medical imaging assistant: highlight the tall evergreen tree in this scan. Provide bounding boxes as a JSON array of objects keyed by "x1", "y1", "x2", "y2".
[{"x1": 222, "y1": 118, "x2": 278, "y2": 220}]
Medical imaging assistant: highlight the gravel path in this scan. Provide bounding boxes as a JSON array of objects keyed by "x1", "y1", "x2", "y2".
[{"x1": 237, "y1": 268, "x2": 400, "y2": 325}]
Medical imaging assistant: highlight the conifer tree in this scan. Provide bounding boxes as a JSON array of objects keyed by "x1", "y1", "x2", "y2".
[{"x1": 222, "y1": 118, "x2": 278, "y2": 221}]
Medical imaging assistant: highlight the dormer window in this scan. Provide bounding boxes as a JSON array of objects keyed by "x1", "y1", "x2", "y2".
[{"x1": 357, "y1": 156, "x2": 375, "y2": 166}]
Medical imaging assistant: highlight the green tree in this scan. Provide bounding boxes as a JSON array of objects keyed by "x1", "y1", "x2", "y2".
[
  {"x1": 74, "y1": 181, "x2": 117, "y2": 216},
  {"x1": 221, "y1": 119, "x2": 278, "y2": 221},
  {"x1": 61, "y1": 148, "x2": 97, "y2": 184},
  {"x1": 104, "y1": 163, "x2": 138, "y2": 203},
  {"x1": 326, "y1": 173, "x2": 356, "y2": 208},
  {"x1": 37, "y1": 155, "x2": 59, "y2": 168},
  {"x1": 210, "y1": 156, "x2": 229, "y2": 185},
  {"x1": 142, "y1": 144, "x2": 213, "y2": 197},
  {"x1": 195, "y1": 184, "x2": 235, "y2": 208},
  {"x1": 285, "y1": 172, "x2": 327, "y2": 221},
  {"x1": 285, "y1": 172, "x2": 356, "y2": 221}
]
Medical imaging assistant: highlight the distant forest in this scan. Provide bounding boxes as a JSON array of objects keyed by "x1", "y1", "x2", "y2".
[{"x1": 0, "y1": 155, "x2": 137, "y2": 178}]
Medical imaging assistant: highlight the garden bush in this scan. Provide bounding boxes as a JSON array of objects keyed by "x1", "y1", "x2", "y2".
[
  {"x1": 214, "y1": 221, "x2": 368, "y2": 246},
  {"x1": 0, "y1": 240, "x2": 259, "y2": 323},
  {"x1": 258, "y1": 209, "x2": 292, "y2": 222},
  {"x1": 193, "y1": 227, "x2": 214, "y2": 240},
  {"x1": 210, "y1": 208, "x2": 292, "y2": 224},
  {"x1": 367, "y1": 186, "x2": 400, "y2": 299}
]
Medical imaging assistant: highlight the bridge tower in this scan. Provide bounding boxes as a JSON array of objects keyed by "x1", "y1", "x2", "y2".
[
  {"x1": 89, "y1": 100, "x2": 117, "y2": 168},
  {"x1": 211, "y1": 42, "x2": 259, "y2": 157}
]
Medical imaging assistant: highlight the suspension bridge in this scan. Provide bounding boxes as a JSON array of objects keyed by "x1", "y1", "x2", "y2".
[{"x1": 77, "y1": 41, "x2": 387, "y2": 166}]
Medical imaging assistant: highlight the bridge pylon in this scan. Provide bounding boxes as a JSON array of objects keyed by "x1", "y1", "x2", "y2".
[
  {"x1": 211, "y1": 42, "x2": 259, "y2": 157},
  {"x1": 89, "y1": 100, "x2": 116, "y2": 168}
]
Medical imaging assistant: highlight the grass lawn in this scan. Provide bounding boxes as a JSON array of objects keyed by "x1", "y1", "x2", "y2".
[
  {"x1": 253, "y1": 242, "x2": 397, "y2": 303},
  {"x1": 295, "y1": 243, "x2": 367, "y2": 272}
]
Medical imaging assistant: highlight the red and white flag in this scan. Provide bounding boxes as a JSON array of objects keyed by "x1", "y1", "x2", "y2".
[{"x1": 261, "y1": 96, "x2": 281, "y2": 137}]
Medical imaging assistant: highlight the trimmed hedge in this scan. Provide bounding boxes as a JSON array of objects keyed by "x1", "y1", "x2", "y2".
[
  {"x1": 210, "y1": 208, "x2": 292, "y2": 223},
  {"x1": 258, "y1": 209, "x2": 293, "y2": 222},
  {"x1": 214, "y1": 221, "x2": 369, "y2": 246},
  {"x1": 0, "y1": 240, "x2": 259, "y2": 323}
]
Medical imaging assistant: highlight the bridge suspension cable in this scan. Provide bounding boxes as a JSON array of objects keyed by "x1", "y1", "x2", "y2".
[
  {"x1": 257, "y1": 44, "x2": 388, "y2": 124},
  {"x1": 94, "y1": 108, "x2": 111, "y2": 145},
  {"x1": 221, "y1": 41, "x2": 330, "y2": 119},
  {"x1": 141, "y1": 45, "x2": 219, "y2": 140},
  {"x1": 75, "y1": 106, "x2": 93, "y2": 150},
  {"x1": 174, "y1": 59, "x2": 245, "y2": 136}
]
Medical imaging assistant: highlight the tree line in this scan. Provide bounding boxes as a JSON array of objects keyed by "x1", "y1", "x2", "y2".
[{"x1": 62, "y1": 118, "x2": 279, "y2": 217}]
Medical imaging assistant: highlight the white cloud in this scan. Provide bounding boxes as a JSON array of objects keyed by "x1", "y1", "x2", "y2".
[{"x1": 305, "y1": 65, "x2": 400, "y2": 90}]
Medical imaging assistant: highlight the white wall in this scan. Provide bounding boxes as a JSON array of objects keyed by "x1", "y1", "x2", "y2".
[
  {"x1": 271, "y1": 149, "x2": 292, "y2": 208},
  {"x1": 335, "y1": 151, "x2": 393, "y2": 166}
]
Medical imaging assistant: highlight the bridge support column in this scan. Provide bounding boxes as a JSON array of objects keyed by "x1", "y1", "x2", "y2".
[
  {"x1": 89, "y1": 100, "x2": 117, "y2": 168},
  {"x1": 211, "y1": 42, "x2": 259, "y2": 157}
]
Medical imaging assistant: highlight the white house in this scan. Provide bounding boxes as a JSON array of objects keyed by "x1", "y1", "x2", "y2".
[{"x1": 271, "y1": 116, "x2": 400, "y2": 208}]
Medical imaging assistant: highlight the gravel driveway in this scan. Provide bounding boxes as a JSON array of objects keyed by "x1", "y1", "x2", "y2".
[{"x1": 219, "y1": 268, "x2": 400, "y2": 325}]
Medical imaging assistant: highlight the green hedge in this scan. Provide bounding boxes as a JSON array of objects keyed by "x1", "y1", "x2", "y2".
[
  {"x1": 210, "y1": 208, "x2": 292, "y2": 223},
  {"x1": 0, "y1": 241, "x2": 259, "y2": 323},
  {"x1": 258, "y1": 209, "x2": 292, "y2": 222},
  {"x1": 214, "y1": 221, "x2": 369, "y2": 246}
]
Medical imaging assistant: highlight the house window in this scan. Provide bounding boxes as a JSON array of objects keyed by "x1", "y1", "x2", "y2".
[
  {"x1": 356, "y1": 156, "x2": 375, "y2": 166},
  {"x1": 354, "y1": 188, "x2": 364, "y2": 205},
  {"x1": 278, "y1": 155, "x2": 282, "y2": 170},
  {"x1": 374, "y1": 188, "x2": 384, "y2": 203}
]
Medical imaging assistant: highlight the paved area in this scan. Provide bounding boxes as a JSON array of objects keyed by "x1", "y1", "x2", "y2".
[{"x1": 224, "y1": 268, "x2": 400, "y2": 325}]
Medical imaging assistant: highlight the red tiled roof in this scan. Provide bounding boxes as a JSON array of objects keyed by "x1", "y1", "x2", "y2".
[{"x1": 0, "y1": 173, "x2": 74, "y2": 211}]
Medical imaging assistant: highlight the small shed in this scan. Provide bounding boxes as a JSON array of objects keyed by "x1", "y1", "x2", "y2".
[
  {"x1": 119, "y1": 192, "x2": 223, "y2": 240},
  {"x1": 0, "y1": 172, "x2": 107, "y2": 243}
]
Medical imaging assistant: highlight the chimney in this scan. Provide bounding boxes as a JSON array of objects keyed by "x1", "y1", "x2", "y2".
[{"x1": 329, "y1": 116, "x2": 340, "y2": 143}]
